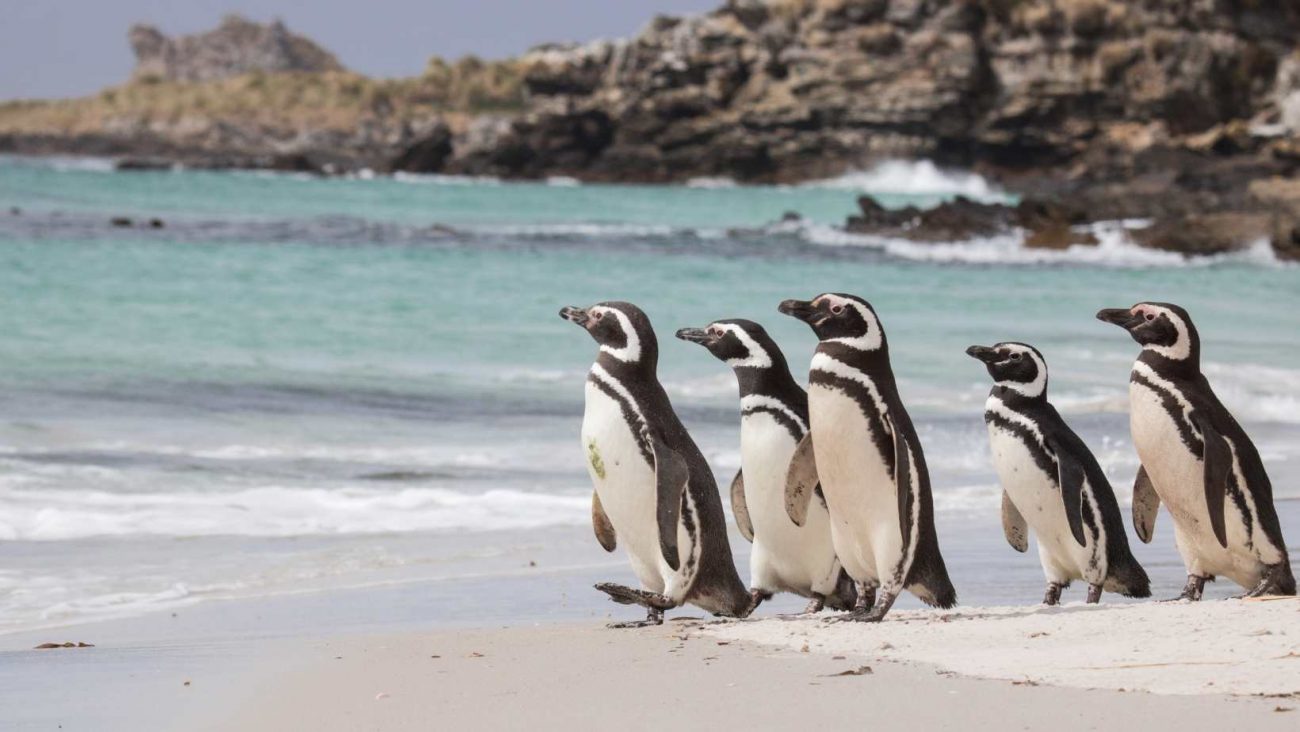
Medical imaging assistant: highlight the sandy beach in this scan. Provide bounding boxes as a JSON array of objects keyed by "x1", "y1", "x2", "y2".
[
  {"x1": 211, "y1": 602, "x2": 1299, "y2": 731},
  {"x1": 3, "y1": 577, "x2": 1297, "y2": 730}
]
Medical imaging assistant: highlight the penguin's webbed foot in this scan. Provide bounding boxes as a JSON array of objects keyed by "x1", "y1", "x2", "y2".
[
  {"x1": 1243, "y1": 564, "x2": 1297, "y2": 598},
  {"x1": 1042, "y1": 582, "x2": 1063, "y2": 606},
  {"x1": 608, "y1": 607, "x2": 664, "y2": 629},
  {"x1": 802, "y1": 593, "x2": 826, "y2": 614},
  {"x1": 1085, "y1": 584, "x2": 1103, "y2": 604},
  {"x1": 1162, "y1": 574, "x2": 1210, "y2": 602},
  {"x1": 828, "y1": 590, "x2": 895, "y2": 623},
  {"x1": 594, "y1": 582, "x2": 676, "y2": 610},
  {"x1": 824, "y1": 608, "x2": 873, "y2": 624},
  {"x1": 748, "y1": 589, "x2": 772, "y2": 616}
]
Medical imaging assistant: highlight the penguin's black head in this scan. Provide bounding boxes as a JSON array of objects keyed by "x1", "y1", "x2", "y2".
[
  {"x1": 966, "y1": 342, "x2": 1048, "y2": 398},
  {"x1": 1096, "y1": 302, "x2": 1199, "y2": 362},
  {"x1": 559, "y1": 301, "x2": 657, "y2": 365},
  {"x1": 676, "y1": 319, "x2": 779, "y2": 370},
  {"x1": 778, "y1": 293, "x2": 885, "y2": 350}
]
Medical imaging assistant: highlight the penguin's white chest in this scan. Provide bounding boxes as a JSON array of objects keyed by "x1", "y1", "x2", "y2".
[
  {"x1": 1129, "y1": 379, "x2": 1258, "y2": 582},
  {"x1": 986, "y1": 422, "x2": 1100, "y2": 581},
  {"x1": 580, "y1": 381, "x2": 664, "y2": 584},
  {"x1": 1129, "y1": 380, "x2": 1202, "y2": 521},
  {"x1": 807, "y1": 384, "x2": 899, "y2": 583},
  {"x1": 740, "y1": 414, "x2": 840, "y2": 595}
]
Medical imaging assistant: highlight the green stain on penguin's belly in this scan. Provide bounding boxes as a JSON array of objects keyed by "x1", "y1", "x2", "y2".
[{"x1": 587, "y1": 440, "x2": 606, "y2": 479}]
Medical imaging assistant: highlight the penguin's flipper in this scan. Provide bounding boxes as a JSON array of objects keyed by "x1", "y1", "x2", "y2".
[
  {"x1": 730, "y1": 470, "x2": 754, "y2": 542},
  {"x1": 1193, "y1": 414, "x2": 1231, "y2": 548},
  {"x1": 650, "y1": 432, "x2": 689, "y2": 571},
  {"x1": 1047, "y1": 437, "x2": 1088, "y2": 547},
  {"x1": 592, "y1": 491, "x2": 617, "y2": 552},
  {"x1": 1001, "y1": 491, "x2": 1029, "y2": 553},
  {"x1": 1131, "y1": 465, "x2": 1160, "y2": 544},
  {"x1": 785, "y1": 433, "x2": 818, "y2": 527},
  {"x1": 887, "y1": 415, "x2": 914, "y2": 549}
]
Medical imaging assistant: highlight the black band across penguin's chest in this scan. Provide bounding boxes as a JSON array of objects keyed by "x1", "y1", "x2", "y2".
[
  {"x1": 809, "y1": 369, "x2": 894, "y2": 474},
  {"x1": 588, "y1": 373, "x2": 655, "y2": 467},
  {"x1": 1129, "y1": 370, "x2": 1203, "y2": 456},
  {"x1": 983, "y1": 408, "x2": 1058, "y2": 480},
  {"x1": 740, "y1": 404, "x2": 804, "y2": 441}
]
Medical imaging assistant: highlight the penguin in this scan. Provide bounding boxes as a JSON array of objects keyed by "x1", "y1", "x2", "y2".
[
  {"x1": 1098, "y1": 302, "x2": 1295, "y2": 599},
  {"x1": 559, "y1": 301, "x2": 752, "y2": 626},
  {"x1": 778, "y1": 294, "x2": 956, "y2": 621},
  {"x1": 966, "y1": 342, "x2": 1151, "y2": 605},
  {"x1": 676, "y1": 319, "x2": 861, "y2": 613}
]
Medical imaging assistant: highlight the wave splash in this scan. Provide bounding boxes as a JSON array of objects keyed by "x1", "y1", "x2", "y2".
[
  {"x1": 0, "y1": 485, "x2": 589, "y2": 541},
  {"x1": 801, "y1": 160, "x2": 1009, "y2": 202}
]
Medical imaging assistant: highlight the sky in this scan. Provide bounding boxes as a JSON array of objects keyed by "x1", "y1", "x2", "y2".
[{"x1": 0, "y1": 0, "x2": 720, "y2": 100}]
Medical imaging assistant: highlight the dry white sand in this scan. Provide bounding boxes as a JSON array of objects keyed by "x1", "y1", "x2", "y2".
[
  {"x1": 708, "y1": 597, "x2": 1300, "y2": 696},
  {"x1": 203, "y1": 607, "x2": 1300, "y2": 731}
]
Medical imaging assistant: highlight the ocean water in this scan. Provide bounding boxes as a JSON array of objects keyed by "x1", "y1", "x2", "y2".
[{"x1": 0, "y1": 155, "x2": 1296, "y2": 633}]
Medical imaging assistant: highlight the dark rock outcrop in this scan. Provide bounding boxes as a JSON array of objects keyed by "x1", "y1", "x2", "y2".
[
  {"x1": 407, "y1": 0, "x2": 1299, "y2": 184},
  {"x1": 129, "y1": 15, "x2": 344, "y2": 83}
]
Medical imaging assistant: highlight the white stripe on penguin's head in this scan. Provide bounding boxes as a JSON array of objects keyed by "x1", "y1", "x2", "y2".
[
  {"x1": 718, "y1": 323, "x2": 773, "y2": 369},
  {"x1": 595, "y1": 305, "x2": 641, "y2": 363},
  {"x1": 994, "y1": 342, "x2": 1048, "y2": 398},
  {"x1": 820, "y1": 294, "x2": 884, "y2": 351},
  {"x1": 1134, "y1": 304, "x2": 1192, "y2": 361}
]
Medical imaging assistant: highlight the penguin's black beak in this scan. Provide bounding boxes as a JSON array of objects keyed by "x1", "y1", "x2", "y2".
[
  {"x1": 1096, "y1": 307, "x2": 1140, "y2": 330},
  {"x1": 559, "y1": 306, "x2": 589, "y2": 326},
  {"x1": 778, "y1": 299, "x2": 818, "y2": 323},
  {"x1": 966, "y1": 345, "x2": 1000, "y2": 364},
  {"x1": 675, "y1": 327, "x2": 714, "y2": 345}
]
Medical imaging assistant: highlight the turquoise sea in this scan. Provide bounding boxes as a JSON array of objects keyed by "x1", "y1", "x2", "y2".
[{"x1": 0, "y1": 155, "x2": 1296, "y2": 632}]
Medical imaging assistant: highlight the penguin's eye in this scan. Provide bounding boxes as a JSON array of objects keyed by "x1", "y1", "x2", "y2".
[
  {"x1": 830, "y1": 305, "x2": 844, "y2": 315},
  {"x1": 709, "y1": 328, "x2": 721, "y2": 337},
  {"x1": 1144, "y1": 313, "x2": 1154, "y2": 321},
  {"x1": 593, "y1": 312, "x2": 604, "y2": 320},
  {"x1": 1010, "y1": 353, "x2": 1022, "y2": 361}
]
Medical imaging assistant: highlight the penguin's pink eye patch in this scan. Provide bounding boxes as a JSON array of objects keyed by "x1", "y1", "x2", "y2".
[{"x1": 593, "y1": 311, "x2": 604, "y2": 320}]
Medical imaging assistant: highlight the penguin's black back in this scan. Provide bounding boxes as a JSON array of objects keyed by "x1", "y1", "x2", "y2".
[{"x1": 858, "y1": 355, "x2": 956, "y2": 609}]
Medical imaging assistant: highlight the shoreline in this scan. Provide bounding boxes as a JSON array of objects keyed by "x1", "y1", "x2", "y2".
[
  {"x1": 3, "y1": 577, "x2": 1297, "y2": 729},
  {"x1": 214, "y1": 614, "x2": 1299, "y2": 731}
]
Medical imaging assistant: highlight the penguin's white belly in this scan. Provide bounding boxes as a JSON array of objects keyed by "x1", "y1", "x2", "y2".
[
  {"x1": 808, "y1": 385, "x2": 900, "y2": 584},
  {"x1": 987, "y1": 425, "x2": 1101, "y2": 583},
  {"x1": 1130, "y1": 381, "x2": 1260, "y2": 585},
  {"x1": 581, "y1": 383, "x2": 695, "y2": 598},
  {"x1": 740, "y1": 414, "x2": 841, "y2": 597}
]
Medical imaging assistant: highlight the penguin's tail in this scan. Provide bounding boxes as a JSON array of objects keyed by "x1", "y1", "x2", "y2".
[
  {"x1": 908, "y1": 564, "x2": 957, "y2": 609},
  {"x1": 1105, "y1": 555, "x2": 1152, "y2": 599},
  {"x1": 917, "y1": 574, "x2": 958, "y2": 610},
  {"x1": 907, "y1": 538, "x2": 958, "y2": 609}
]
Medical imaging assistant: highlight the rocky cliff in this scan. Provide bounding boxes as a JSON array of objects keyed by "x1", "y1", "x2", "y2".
[
  {"x1": 446, "y1": 0, "x2": 1298, "y2": 183},
  {"x1": 3, "y1": 2, "x2": 1300, "y2": 257},
  {"x1": 129, "y1": 15, "x2": 344, "y2": 83}
]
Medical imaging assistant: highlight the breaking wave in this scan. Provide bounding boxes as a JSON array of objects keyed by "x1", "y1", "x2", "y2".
[
  {"x1": 801, "y1": 160, "x2": 1009, "y2": 203},
  {"x1": 0, "y1": 484, "x2": 589, "y2": 541}
]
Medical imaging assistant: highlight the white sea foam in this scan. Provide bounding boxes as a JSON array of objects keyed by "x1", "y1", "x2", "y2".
[
  {"x1": 0, "y1": 485, "x2": 589, "y2": 541},
  {"x1": 686, "y1": 177, "x2": 739, "y2": 189},
  {"x1": 798, "y1": 221, "x2": 1286, "y2": 268},
  {"x1": 476, "y1": 221, "x2": 685, "y2": 238},
  {"x1": 801, "y1": 160, "x2": 1008, "y2": 202},
  {"x1": 1203, "y1": 362, "x2": 1300, "y2": 425},
  {"x1": 391, "y1": 171, "x2": 503, "y2": 186},
  {"x1": 546, "y1": 176, "x2": 582, "y2": 187}
]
